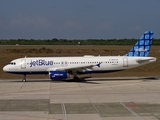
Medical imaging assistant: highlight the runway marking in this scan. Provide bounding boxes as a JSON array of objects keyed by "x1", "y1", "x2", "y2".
[
  {"x1": 18, "y1": 82, "x2": 25, "y2": 92},
  {"x1": 120, "y1": 102, "x2": 144, "y2": 120},
  {"x1": 61, "y1": 103, "x2": 68, "y2": 120},
  {"x1": 90, "y1": 102, "x2": 104, "y2": 120}
]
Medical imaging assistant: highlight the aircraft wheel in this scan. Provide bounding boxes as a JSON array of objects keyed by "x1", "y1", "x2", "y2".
[
  {"x1": 22, "y1": 79, "x2": 26, "y2": 82},
  {"x1": 22, "y1": 74, "x2": 26, "y2": 82},
  {"x1": 73, "y1": 76, "x2": 80, "y2": 81}
]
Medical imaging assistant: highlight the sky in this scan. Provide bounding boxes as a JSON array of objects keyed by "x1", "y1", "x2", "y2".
[{"x1": 0, "y1": 0, "x2": 160, "y2": 39}]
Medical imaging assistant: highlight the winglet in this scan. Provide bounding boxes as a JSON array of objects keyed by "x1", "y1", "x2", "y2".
[{"x1": 124, "y1": 31, "x2": 154, "y2": 57}]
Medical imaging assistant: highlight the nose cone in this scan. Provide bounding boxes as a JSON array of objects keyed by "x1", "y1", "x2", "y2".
[{"x1": 3, "y1": 66, "x2": 8, "y2": 72}]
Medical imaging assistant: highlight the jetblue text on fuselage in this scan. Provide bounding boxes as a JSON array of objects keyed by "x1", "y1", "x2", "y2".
[{"x1": 30, "y1": 59, "x2": 53, "y2": 67}]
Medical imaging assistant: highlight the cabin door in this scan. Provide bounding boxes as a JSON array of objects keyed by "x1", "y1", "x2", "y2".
[
  {"x1": 21, "y1": 59, "x2": 26, "y2": 69},
  {"x1": 123, "y1": 57, "x2": 128, "y2": 67}
]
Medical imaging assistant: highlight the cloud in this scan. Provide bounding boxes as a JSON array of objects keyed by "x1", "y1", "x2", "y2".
[
  {"x1": 0, "y1": 20, "x2": 3, "y2": 27},
  {"x1": 57, "y1": 21, "x2": 84, "y2": 31},
  {"x1": 130, "y1": 25, "x2": 141, "y2": 31},
  {"x1": 0, "y1": 20, "x2": 5, "y2": 35},
  {"x1": 100, "y1": 22, "x2": 113, "y2": 30},
  {"x1": 9, "y1": 16, "x2": 53, "y2": 29},
  {"x1": 0, "y1": 20, "x2": 4, "y2": 30},
  {"x1": 86, "y1": 4, "x2": 97, "y2": 9}
]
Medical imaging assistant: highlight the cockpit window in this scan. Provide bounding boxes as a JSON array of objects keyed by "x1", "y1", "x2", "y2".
[{"x1": 9, "y1": 62, "x2": 16, "y2": 65}]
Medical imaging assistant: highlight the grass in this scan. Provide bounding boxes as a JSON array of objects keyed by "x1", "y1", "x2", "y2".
[{"x1": 0, "y1": 45, "x2": 160, "y2": 79}]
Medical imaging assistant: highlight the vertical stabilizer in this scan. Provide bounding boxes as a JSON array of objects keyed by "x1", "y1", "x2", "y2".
[{"x1": 125, "y1": 31, "x2": 154, "y2": 57}]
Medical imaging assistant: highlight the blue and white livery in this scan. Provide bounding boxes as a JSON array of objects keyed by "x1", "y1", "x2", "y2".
[
  {"x1": 3, "y1": 31, "x2": 157, "y2": 82},
  {"x1": 125, "y1": 31, "x2": 153, "y2": 57}
]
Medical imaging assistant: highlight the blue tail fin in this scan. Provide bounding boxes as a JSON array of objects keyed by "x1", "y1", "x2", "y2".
[{"x1": 125, "y1": 31, "x2": 154, "y2": 57}]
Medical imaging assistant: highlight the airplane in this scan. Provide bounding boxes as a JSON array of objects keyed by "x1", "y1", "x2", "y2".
[{"x1": 3, "y1": 31, "x2": 157, "y2": 82}]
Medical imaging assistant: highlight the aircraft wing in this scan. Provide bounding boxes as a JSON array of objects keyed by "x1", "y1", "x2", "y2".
[{"x1": 47, "y1": 63, "x2": 101, "y2": 72}]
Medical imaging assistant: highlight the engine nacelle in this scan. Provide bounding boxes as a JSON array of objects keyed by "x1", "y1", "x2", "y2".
[{"x1": 49, "y1": 71, "x2": 69, "y2": 80}]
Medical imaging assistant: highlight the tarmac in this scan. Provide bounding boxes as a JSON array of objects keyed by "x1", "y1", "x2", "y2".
[{"x1": 0, "y1": 77, "x2": 160, "y2": 120}]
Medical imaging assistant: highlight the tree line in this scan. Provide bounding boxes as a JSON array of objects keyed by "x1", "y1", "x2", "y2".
[{"x1": 0, "y1": 38, "x2": 160, "y2": 45}]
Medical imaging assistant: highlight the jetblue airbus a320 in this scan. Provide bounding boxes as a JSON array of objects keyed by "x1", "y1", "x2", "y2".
[{"x1": 3, "y1": 31, "x2": 157, "y2": 82}]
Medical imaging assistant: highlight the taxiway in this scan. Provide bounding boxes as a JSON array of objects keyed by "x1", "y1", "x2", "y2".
[{"x1": 0, "y1": 77, "x2": 160, "y2": 120}]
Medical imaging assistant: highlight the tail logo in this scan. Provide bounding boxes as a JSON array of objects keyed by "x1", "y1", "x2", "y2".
[{"x1": 135, "y1": 48, "x2": 148, "y2": 52}]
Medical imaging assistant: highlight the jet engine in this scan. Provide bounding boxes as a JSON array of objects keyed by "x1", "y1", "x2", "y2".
[{"x1": 49, "y1": 71, "x2": 69, "y2": 80}]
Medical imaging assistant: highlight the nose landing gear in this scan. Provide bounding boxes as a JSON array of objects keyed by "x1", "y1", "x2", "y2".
[{"x1": 22, "y1": 74, "x2": 26, "y2": 82}]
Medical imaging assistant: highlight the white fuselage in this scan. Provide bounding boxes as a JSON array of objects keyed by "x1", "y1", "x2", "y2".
[{"x1": 3, "y1": 56, "x2": 157, "y2": 75}]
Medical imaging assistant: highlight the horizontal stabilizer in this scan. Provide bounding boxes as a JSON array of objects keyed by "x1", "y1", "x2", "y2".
[{"x1": 136, "y1": 58, "x2": 157, "y2": 64}]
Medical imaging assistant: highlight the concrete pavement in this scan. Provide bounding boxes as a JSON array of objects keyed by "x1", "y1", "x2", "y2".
[{"x1": 0, "y1": 77, "x2": 160, "y2": 120}]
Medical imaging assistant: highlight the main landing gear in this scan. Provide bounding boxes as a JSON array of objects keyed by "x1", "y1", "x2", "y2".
[
  {"x1": 73, "y1": 76, "x2": 80, "y2": 81},
  {"x1": 22, "y1": 74, "x2": 26, "y2": 82},
  {"x1": 72, "y1": 70, "x2": 80, "y2": 81}
]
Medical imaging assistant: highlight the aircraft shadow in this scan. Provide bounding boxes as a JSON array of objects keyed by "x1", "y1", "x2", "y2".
[
  {"x1": 141, "y1": 76, "x2": 160, "y2": 81},
  {"x1": 85, "y1": 76, "x2": 160, "y2": 81},
  {"x1": 5, "y1": 76, "x2": 160, "y2": 83},
  {"x1": 57, "y1": 77, "x2": 100, "y2": 84},
  {"x1": 7, "y1": 77, "x2": 100, "y2": 84}
]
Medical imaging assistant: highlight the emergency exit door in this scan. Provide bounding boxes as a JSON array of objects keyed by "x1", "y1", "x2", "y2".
[{"x1": 61, "y1": 61, "x2": 68, "y2": 66}]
